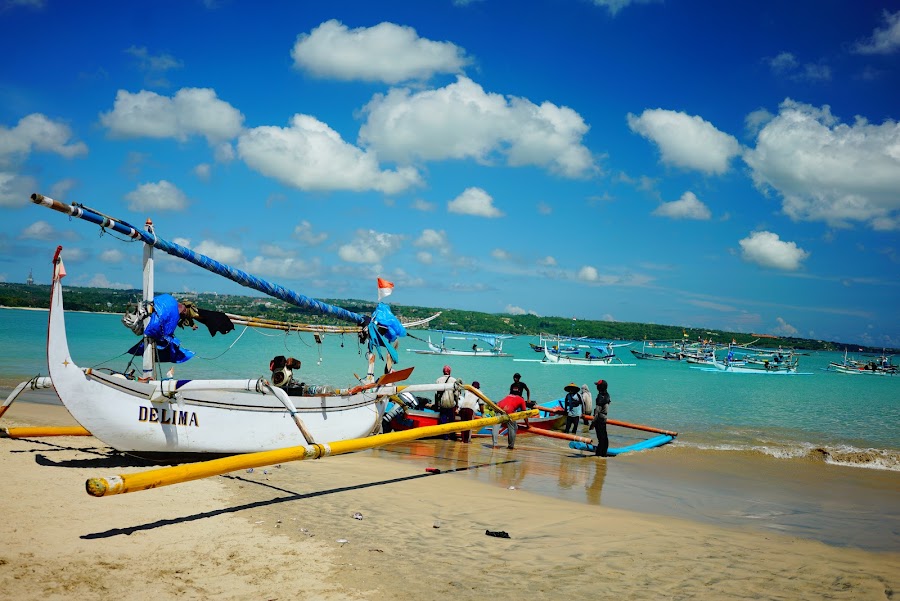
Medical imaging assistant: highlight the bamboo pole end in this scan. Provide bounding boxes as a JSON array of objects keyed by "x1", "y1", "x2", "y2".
[{"x1": 86, "y1": 475, "x2": 123, "y2": 497}]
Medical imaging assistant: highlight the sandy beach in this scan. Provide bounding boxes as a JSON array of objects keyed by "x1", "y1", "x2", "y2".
[{"x1": 1, "y1": 399, "x2": 897, "y2": 601}]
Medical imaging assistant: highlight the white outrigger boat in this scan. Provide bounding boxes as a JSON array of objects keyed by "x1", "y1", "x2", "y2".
[
  {"x1": 709, "y1": 356, "x2": 802, "y2": 374},
  {"x1": 541, "y1": 340, "x2": 635, "y2": 366},
  {"x1": 408, "y1": 330, "x2": 512, "y2": 357},
  {"x1": 825, "y1": 349, "x2": 897, "y2": 376},
  {"x1": 19, "y1": 195, "x2": 474, "y2": 457}
]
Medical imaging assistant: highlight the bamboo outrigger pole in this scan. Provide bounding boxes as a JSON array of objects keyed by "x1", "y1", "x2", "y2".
[
  {"x1": 584, "y1": 414, "x2": 678, "y2": 437},
  {"x1": 85, "y1": 409, "x2": 538, "y2": 497},
  {"x1": 1, "y1": 425, "x2": 91, "y2": 438}
]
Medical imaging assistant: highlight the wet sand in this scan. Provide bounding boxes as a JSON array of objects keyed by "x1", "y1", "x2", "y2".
[{"x1": 1, "y1": 399, "x2": 898, "y2": 600}]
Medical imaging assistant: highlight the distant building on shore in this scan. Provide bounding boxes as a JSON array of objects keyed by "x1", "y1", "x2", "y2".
[{"x1": 26, "y1": 269, "x2": 34, "y2": 285}]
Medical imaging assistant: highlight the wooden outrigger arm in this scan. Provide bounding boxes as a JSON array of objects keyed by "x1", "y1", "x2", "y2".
[
  {"x1": 0, "y1": 376, "x2": 53, "y2": 420},
  {"x1": 85, "y1": 409, "x2": 538, "y2": 497}
]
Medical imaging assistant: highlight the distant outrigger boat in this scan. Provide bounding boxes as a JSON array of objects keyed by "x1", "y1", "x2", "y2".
[
  {"x1": 825, "y1": 349, "x2": 897, "y2": 376},
  {"x1": 709, "y1": 355, "x2": 801, "y2": 374},
  {"x1": 541, "y1": 339, "x2": 635, "y2": 366},
  {"x1": 529, "y1": 333, "x2": 581, "y2": 355},
  {"x1": 408, "y1": 330, "x2": 512, "y2": 357},
  {"x1": 630, "y1": 340, "x2": 683, "y2": 361}
]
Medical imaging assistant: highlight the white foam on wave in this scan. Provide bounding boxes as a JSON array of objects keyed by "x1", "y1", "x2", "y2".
[{"x1": 676, "y1": 440, "x2": 900, "y2": 471}]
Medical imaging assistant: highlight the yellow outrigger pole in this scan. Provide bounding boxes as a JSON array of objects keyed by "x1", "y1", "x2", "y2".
[
  {"x1": 1, "y1": 425, "x2": 91, "y2": 438},
  {"x1": 86, "y1": 407, "x2": 538, "y2": 498}
]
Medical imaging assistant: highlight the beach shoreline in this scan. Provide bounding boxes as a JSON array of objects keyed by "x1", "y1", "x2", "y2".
[{"x1": 1, "y1": 399, "x2": 897, "y2": 600}]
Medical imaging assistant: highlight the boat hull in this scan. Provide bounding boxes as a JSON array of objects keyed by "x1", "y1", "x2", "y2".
[
  {"x1": 47, "y1": 266, "x2": 386, "y2": 455},
  {"x1": 387, "y1": 403, "x2": 564, "y2": 436}
]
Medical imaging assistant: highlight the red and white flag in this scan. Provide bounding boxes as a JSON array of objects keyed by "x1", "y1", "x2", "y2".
[{"x1": 377, "y1": 277, "x2": 394, "y2": 301}]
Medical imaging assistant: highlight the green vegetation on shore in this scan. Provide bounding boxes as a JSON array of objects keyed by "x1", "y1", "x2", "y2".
[{"x1": 0, "y1": 281, "x2": 890, "y2": 354}]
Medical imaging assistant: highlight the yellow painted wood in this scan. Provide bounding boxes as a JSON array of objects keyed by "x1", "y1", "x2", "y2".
[
  {"x1": 1, "y1": 426, "x2": 92, "y2": 438},
  {"x1": 85, "y1": 410, "x2": 537, "y2": 497}
]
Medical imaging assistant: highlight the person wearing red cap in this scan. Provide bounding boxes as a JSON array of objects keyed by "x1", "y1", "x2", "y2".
[
  {"x1": 435, "y1": 365, "x2": 458, "y2": 440},
  {"x1": 592, "y1": 379, "x2": 611, "y2": 457}
]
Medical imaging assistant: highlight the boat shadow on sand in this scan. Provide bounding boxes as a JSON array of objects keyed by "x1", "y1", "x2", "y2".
[
  {"x1": 9, "y1": 439, "x2": 160, "y2": 469},
  {"x1": 79, "y1": 458, "x2": 518, "y2": 540}
]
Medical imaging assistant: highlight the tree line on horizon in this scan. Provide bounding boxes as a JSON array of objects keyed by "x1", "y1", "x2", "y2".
[{"x1": 0, "y1": 281, "x2": 889, "y2": 354}]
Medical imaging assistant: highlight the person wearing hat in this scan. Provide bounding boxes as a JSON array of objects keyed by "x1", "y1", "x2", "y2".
[
  {"x1": 592, "y1": 379, "x2": 611, "y2": 457},
  {"x1": 560, "y1": 382, "x2": 584, "y2": 434},
  {"x1": 435, "y1": 365, "x2": 458, "y2": 440}
]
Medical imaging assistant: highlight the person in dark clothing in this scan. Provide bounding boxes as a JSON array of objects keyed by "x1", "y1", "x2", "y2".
[
  {"x1": 592, "y1": 379, "x2": 611, "y2": 457},
  {"x1": 509, "y1": 373, "x2": 531, "y2": 404}
]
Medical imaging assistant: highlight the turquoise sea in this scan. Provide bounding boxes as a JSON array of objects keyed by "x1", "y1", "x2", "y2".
[{"x1": 2, "y1": 306, "x2": 898, "y2": 472}]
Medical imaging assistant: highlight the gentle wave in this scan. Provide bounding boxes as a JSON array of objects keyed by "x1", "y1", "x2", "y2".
[{"x1": 675, "y1": 440, "x2": 900, "y2": 472}]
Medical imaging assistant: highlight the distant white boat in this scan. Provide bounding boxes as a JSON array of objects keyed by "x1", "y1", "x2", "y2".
[
  {"x1": 541, "y1": 343, "x2": 635, "y2": 367},
  {"x1": 408, "y1": 330, "x2": 512, "y2": 357},
  {"x1": 710, "y1": 356, "x2": 800, "y2": 374}
]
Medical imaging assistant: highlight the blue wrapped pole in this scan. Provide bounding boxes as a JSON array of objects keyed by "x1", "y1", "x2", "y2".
[{"x1": 32, "y1": 194, "x2": 366, "y2": 325}]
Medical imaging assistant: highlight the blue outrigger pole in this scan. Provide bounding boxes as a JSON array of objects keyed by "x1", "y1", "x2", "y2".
[{"x1": 31, "y1": 193, "x2": 368, "y2": 326}]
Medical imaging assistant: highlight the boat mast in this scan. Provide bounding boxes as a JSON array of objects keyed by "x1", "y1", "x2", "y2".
[{"x1": 141, "y1": 219, "x2": 155, "y2": 379}]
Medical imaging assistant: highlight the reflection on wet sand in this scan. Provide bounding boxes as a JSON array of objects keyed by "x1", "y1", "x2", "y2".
[{"x1": 374, "y1": 437, "x2": 609, "y2": 506}]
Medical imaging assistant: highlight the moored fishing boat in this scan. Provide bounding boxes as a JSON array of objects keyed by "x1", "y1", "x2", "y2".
[
  {"x1": 709, "y1": 356, "x2": 801, "y2": 374},
  {"x1": 27, "y1": 194, "x2": 517, "y2": 457},
  {"x1": 542, "y1": 343, "x2": 635, "y2": 366},
  {"x1": 408, "y1": 330, "x2": 512, "y2": 357},
  {"x1": 630, "y1": 340, "x2": 683, "y2": 361},
  {"x1": 825, "y1": 349, "x2": 898, "y2": 376}
]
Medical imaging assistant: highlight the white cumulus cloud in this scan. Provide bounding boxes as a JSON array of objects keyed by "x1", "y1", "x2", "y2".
[
  {"x1": 743, "y1": 99, "x2": 900, "y2": 230},
  {"x1": 244, "y1": 255, "x2": 321, "y2": 279},
  {"x1": 627, "y1": 108, "x2": 741, "y2": 174},
  {"x1": 853, "y1": 10, "x2": 900, "y2": 55},
  {"x1": 652, "y1": 191, "x2": 711, "y2": 220},
  {"x1": 291, "y1": 19, "x2": 470, "y2": 83},
  {"x1": 578, "y1": 265, "x2": 599, "y2": 282},
  {"x1": 738, "y1": 231, "x2": 809, "y2": 271},
  {"x1": 293, "y1": 220, "x2": 327, "y2": 246},
  {"x1": 448, "y1": 187, "x2": 503, "y2": 217},
  {"x1": 338, "y1": 229, "x2": 403, "y2": 264},
  {"x1": 100, "y1": 88, "x2": 244, "y2": 143},
  {"x1": 0, "y1": 113, "x2": 87, "y2": 166},
  {"x1": 125, "y1": 181, "x2": 188, "y2": 211},
  {"x1": 414, "y1": 229, "x2": 451, "y2": 256},
  {"x1": 0, "y1": 172, "x2": 38, "y2": 207},
  {"x1": 99, "y1": 248, "x2": 125, "y2": 263},
  {"x1": 238, "y1": 114, "x2": 421, "y2": 193},
  {"x1": 20, "y1": 220, "x2": 56, "y2": 240},
  {"x1": 359, "y1": 76, "x2": 595, "y2": 178},
  {"x1": 193, "y1": 240, "x2": 246, "y2": 265},
  {"x1": 772, "y1": 316, "x2": 799, "y2": 336}
]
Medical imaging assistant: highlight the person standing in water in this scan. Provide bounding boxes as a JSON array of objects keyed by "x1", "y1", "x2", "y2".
[
  {"x1": 580, "y1": 383, "x2": 593, "y2": 430},
  {"x1": 509, "y1": 372, "x2": 531, "y2": 406},
  {"x1": 592, "y1": 379, "x2": 611, "y2": 457},
  {"x1": 560, "y1": 383, "x2": 583, "y2": 434}
]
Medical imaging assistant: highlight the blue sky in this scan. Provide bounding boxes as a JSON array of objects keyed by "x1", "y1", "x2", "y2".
[{"x1": 1, "y1": 0, "x2": 898, "y2": 347}]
